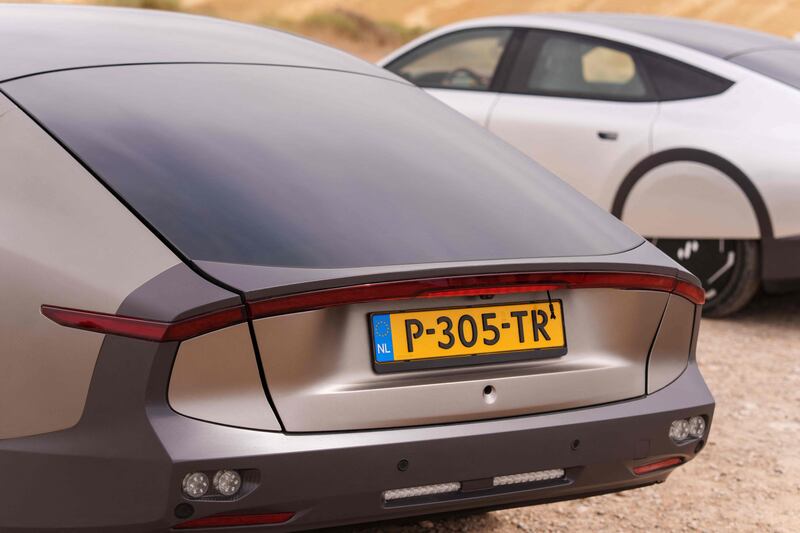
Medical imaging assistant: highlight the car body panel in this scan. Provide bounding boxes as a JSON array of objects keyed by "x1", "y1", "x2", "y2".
[
  {"x1": 647, "y1": 294, "x2": 696, "y2": 393},
  {"x1": 488, "y1": 95, "x2": 657, "y2": 209},
  {"x1": 194, "y1": 242, "x2": 699, "y2": 302},
  {"x1": 425, "y1": 88, "x2": 500, "y2": 125},
  {"x1": 254, "y1": 288, "x2": 668, "y2": 432},
  {"x1": 168, "y1": 323, "x2": 281, "y2": 431},
  {"x1": 649, "y1": 79, "x2": 800, "y2": 239},
  {"x1": 623, "y1": 161, "x2": 760, "y2": 239},
  {"x1": 0, "y1": 338, "x2": 712, "y2": 531},
  {"x1": 0, "y1": 94, "x2": 181, "y2": 439},
  {"x1": 0, "y1": 4, "x2": 391, "y2": 83}
]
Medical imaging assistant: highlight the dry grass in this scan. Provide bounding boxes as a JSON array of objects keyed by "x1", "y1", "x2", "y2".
[
  {"x1": 186, "y1": 0, "x2": 800, "y2": 38},
  {"x1": 11, "y1": 0, "x2": 799, "y2": 60}
]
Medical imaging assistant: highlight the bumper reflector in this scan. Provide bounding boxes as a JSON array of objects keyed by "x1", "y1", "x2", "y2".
[
  {"x1": 383, "y1": 482, "x2": 461, "y2": 501},
  {"x1": 633, "y1": 457, "x2": 683, "y2": 475},
  {"x1": 493, "y1": 468, "x2": 565, "y2": 486},
  {"x1": 174, "y1": 512, "x2": 294, "y2": 529}
]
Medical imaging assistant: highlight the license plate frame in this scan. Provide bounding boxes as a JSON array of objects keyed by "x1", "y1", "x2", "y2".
[{"x1": 369, "y1": 300, "x2": 567, "y2": 373}]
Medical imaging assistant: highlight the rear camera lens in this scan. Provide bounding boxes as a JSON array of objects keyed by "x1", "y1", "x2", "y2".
[
  {"x1": 213, "y1": 470, "x2": 242, "y2": 497},
  {"x1": 182, "y1": 472, "x2": 209, "y2": 498},
  {"x1": 688, "y1": 416, "x2": 706, "y2": 438},
  {"x1": 669, "y1": 419, "x2": 690, "y2": 442}
]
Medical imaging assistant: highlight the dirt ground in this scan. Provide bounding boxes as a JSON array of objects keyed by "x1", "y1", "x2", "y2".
[{"x1": 357, "y1": 292, "x2": 800, "y2": 533}]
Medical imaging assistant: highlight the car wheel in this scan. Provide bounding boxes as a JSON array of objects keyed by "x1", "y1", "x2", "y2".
[{"x1": 650, "y1": 239, "x2": 760, "y2": 317}]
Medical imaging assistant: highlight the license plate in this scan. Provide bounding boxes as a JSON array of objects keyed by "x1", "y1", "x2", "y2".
[{"x1": 370, "y1": 300, "x2": 566, "y2": 372}]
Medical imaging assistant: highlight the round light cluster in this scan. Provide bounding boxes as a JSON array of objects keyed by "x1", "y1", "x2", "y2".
[
  {"x1": 213, "y1": 470, "x2": 242, "y2": 497},
  {"x1": 181, "y1": 470, "x2": 243, "y2": 499},
  {"x1": 688, "y1": 416, "x2": 706, "y2": 438},
  {"x1": 182, "y1": 472, "x2": 210, "y2": 498},
  {"x1": 669, "y1": 416, "x2": 706, "y2": 443}
]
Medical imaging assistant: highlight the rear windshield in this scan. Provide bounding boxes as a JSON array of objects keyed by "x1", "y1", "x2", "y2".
[
  {"x1": 5, "y1": 64, "x2": 641, "y2": 268},
  {"x1": 730, "y1": 49, "x2": 800, "y2": 90}
]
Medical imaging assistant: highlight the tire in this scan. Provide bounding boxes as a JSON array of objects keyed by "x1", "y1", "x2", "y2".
[{"x1": 650, "y1": 239, "x2": 760, "y2": 317}]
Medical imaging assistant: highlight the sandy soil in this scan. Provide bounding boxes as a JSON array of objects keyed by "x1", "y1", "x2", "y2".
[
  {"x1": 185, "y1": 0, "x2": 800, "y2": 37},
  {"x1": 355, "y1": 292, "x2": 800, "y2": 532}
]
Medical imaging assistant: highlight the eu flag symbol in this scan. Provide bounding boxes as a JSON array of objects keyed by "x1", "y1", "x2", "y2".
[{"x1": 371, "y1": 314, "x2": 394, "y2": 362}]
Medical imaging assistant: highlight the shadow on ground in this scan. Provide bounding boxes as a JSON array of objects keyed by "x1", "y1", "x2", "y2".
[{"x1": 719, "y1": 290, "x2": 800, "y2": 326}]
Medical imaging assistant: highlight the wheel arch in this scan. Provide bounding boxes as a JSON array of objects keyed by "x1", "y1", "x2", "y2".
[{"x1": 611, "y1": 148, "x2": 773, "y2": 241}]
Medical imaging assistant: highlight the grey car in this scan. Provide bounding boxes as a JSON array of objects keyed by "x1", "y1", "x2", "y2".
[{"x1": 0, "y1": 5, "x2": 713, "y2": 532}]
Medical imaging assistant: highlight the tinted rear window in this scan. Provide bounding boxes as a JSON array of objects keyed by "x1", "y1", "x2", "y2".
[
  {"x1": 640, "y1": 53, "x2": 733, "y2": 100},
  {"x1": 5, "y1": 64, "x2": 642, "y2": 268},
  {"x1": 730, "y1": 49, "x2": 800, "y2": 90}
]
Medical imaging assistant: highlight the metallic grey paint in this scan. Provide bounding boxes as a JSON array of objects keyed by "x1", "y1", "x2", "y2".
[
  {"x1": 0, "y1": 4, "x2": 388, "y2": 83},
  {"x1": 169, "y1": 324, "x2": 281, "y2": 431},
  {"x1": 195, "y1": 241, "x2": 700, "y2": 300},
  {"x1": 647, "y1": 295, "x2": 696, "y2": 393},
  {"x1": 0, "y1": 94, "x2": 179, "y2": 439},
  {"x1": 254, "y1": 289, "x2": 669, "y2": 432}
]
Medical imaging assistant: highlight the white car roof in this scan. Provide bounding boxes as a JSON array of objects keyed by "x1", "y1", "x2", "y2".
[
  {"x1": 541, "y1": 13, "x2": 798, "y2": 58},
  {"x1": 421, "y1": 13, "x2": 799, "y2": 59}
]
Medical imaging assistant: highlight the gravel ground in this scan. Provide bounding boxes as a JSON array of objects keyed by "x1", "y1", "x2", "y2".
[{"x1": 357, "y1": 292, "x2": 800, "y2": 533}]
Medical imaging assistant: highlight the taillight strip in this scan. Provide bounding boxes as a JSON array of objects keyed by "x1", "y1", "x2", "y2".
[
  {"x1": 40, "y1": 305, "x2": 247, "y2": 342},
  {"x1": 42, "y1": 272, "x2": 703, "y2": 341},
  {"x1": 248, "y1": 271, "x2": 704, "y2": 319}
]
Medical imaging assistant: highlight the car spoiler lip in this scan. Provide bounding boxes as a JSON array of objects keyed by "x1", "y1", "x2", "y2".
[
  {"x1": 40, "y1": 244, "x2": 702, "y2": 342},
  {"x1": 194, "y1": 241, "x2": 700, "y2": 302}
]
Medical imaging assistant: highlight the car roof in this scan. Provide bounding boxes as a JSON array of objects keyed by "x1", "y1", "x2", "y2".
[
  {"x1": 486, "y1": 13, "x2": 799, "y2": 59},
  {"x1": 546, "y1": 13, "x2": 798, "y2": 58},
  {"x1": 0, "y1": 4, "x2": 388, "y2": 82}
]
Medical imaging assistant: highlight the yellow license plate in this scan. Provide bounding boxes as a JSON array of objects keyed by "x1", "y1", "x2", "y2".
[{"x1": 371, "y1": 300, "x2": 566, "y2": 372}]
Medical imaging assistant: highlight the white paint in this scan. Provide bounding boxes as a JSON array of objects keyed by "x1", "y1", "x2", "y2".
[
  {"x1": 622, "y1": 161, "x2": 760, "y2": 238},
  {"x1": 380, "y1": 14, "x2": 800, "y2": 240}
]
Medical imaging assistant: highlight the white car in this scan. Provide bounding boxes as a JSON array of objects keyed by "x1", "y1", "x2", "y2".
[{"x1": 380, "y1": 14, "x2": 800, "y2": 316}]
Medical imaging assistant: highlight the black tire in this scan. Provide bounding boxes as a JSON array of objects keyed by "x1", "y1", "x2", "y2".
[{"x1": 650, "y1": 239, "x2": 760, "y2": 317}]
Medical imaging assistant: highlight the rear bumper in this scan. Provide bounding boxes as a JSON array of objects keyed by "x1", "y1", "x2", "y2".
[{"x1": 0, "y1": 352, "x2": 714, "y2": 532}]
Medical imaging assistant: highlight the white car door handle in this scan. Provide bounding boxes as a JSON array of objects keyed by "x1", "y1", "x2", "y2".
[{"x1": 597, "y1": 131, "x2": 619, "y2": 141}]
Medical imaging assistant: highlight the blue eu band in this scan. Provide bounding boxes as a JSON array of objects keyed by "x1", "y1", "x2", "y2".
[{"x1": 372, "y1": 314, "x2": 394, "y2": 362}]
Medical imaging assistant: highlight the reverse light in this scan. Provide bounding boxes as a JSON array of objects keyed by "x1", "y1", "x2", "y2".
[
  {"x1": 688, "y1": 416, "x2": 707, "y2": 438},
  {"x1": 670, "y1": 416, "x2": 707, "y2": 443},
  {"x1": 669, "y1": 419, "x2": 690, "y2": 442},
  {"x1": 212, "y1": 469, "x2": 242, "y2": 497},
  {"x1": 182, "y1": 472, "x2": 209, "y2": 499}
]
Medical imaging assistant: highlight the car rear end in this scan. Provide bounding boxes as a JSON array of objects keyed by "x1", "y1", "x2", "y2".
[{"x1": 0, "y1": 58, "x2": 713, "y2": 531}]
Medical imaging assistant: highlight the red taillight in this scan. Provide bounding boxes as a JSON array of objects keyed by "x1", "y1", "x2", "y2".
[
  {"x1": 40, "y1": 305, "x2": 246, "y2": 342},
  {"x1": 43, "y1": 271, "x2": 703, "y2": 340},
  {"x1": 248, "y1": 271, "x2": 704, "y2": 319},
  {"x1": 174, "y1": 512, "x2": 294, "y2": 529},
  {"x1": 633, "y1": 456, "x2": 683, "y2": 475},
  {"x1": 674, "y1": 280, "x2": 706, "y2": 305}
]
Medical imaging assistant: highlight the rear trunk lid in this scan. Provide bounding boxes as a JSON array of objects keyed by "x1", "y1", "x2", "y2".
[{"x1": 198, "y1": 245, "x2": 701, "y2": 432}]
